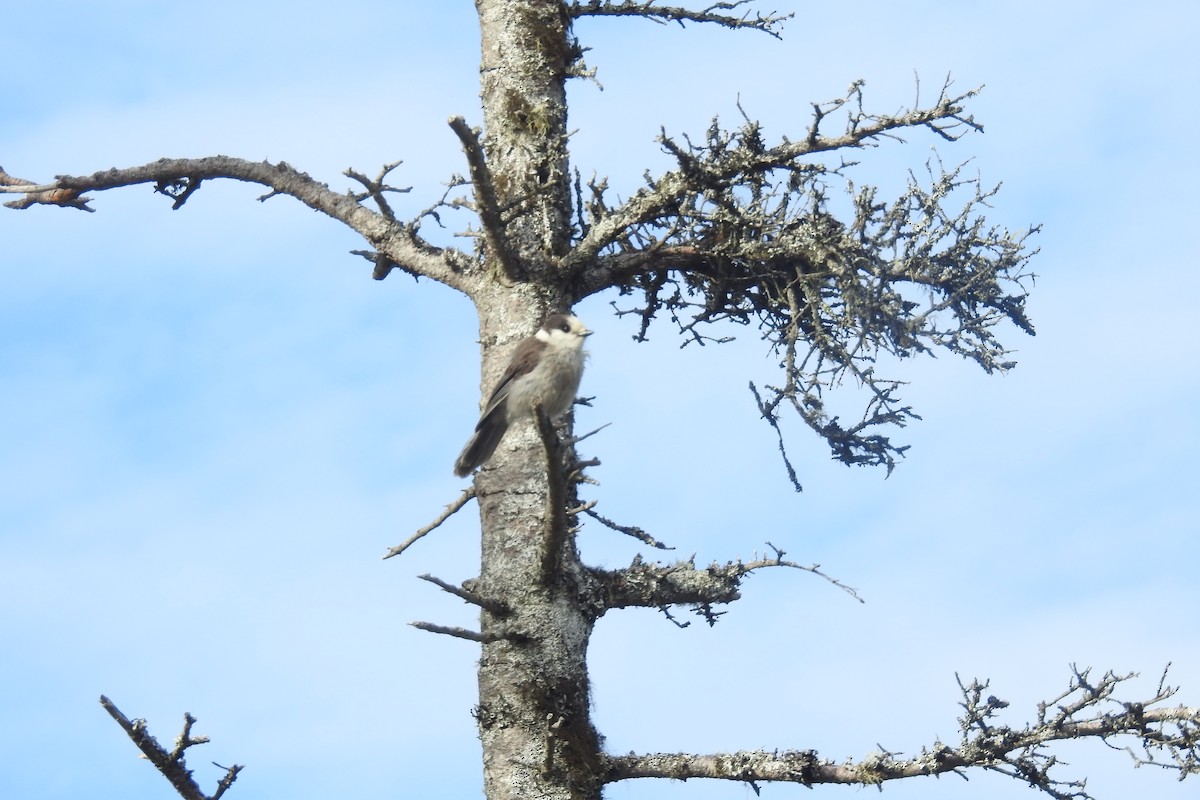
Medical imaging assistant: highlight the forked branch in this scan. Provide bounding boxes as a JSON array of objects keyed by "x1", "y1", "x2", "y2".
[{"x1": 99, "y1": 695, "x2": 242, "y2": 800}]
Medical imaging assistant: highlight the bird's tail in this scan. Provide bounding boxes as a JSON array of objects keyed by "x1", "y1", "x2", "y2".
[{"x1": 453, "y1": 414, "x2": 507, "y2": 477}]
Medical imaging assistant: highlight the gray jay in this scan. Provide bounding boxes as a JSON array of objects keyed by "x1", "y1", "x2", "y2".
[{"x1": 454, "y1": 314, "x2": 592, "y2": 477}]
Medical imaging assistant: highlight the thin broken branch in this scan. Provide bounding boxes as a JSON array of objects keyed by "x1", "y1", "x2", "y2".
[
  {"x1": 410, "y1": 621, "x2": 491, "y2": 643},
  {"x1": 418, "y1": 573, "x2": 509, "y2": 615}
]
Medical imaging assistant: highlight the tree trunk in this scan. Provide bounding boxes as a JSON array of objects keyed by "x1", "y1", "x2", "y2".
[{"x1": 471, "y1": 3, "x2": 602, "y2": 800}]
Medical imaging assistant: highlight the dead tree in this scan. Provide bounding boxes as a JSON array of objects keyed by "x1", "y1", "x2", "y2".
[{"x1": 4, "y1": 2, "x2": 1197, "y2": 800}]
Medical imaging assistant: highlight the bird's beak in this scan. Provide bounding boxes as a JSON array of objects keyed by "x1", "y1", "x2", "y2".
[{"x1": 581, "y1": 328, "x2": 593, "y2": 337}]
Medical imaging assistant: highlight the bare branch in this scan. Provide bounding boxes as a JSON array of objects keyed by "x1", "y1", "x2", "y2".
[
  {"x1": 410, "y1": 621, "x2": 494, "y2": 643},
  {"x1": 3, "y1": 157, "x2": 474, "y2": 292},
  {"x1": 99, "y1": 696, "x2": 242, "y2": 800},
  {"x1": 568, "y1": 1, "x2": 791, "y2": 37},
  {"x1": 602, "y1": 668, "x2": 1200, "y2": 797},
  {"x1": 384, "y1": 485, "x2": 476, "y2": 560},
  {"x1": 565, "y1": 420, "x2": 610, "y2": 446},
  {"x1": 449, "y1": 115, "x2": 521, "y2": 282},
  {"x1": 418, "y1": 573, "x2": 509, "y2": 615},
  {"x1": 749, "y1": 380, "x2": 803, "y2": 491},
  {"x1": 343, "y1": 160, "x2": 411, "y2": 221},
  {"x1": 566, "y1": 499, "x2": 600, "y2": 516},
  {"x1": 582, "y1": 506, "x2": 673, "y2": 549}
]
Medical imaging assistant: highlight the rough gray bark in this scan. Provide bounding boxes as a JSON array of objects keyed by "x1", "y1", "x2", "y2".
[
  {"x1": 471, "y1": 4, "x2": 602, "y2": 799},
  {"x1": 5, "y1": 2, "x2": 1200, "y2": 800}
]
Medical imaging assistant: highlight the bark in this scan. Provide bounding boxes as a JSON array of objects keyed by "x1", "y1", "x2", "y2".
[{"x1": 470, "y1": 2, "x2": 602, "y2": 799}]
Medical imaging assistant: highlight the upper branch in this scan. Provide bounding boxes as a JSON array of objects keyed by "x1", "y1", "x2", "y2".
[
  {"x1": 561, "y1": 80, "x2": 1036, "y2": 481},
  {"x1": 565, "y1": 81, "x2": 981, "y2": 274},
  {"x1": 1, "y1": 157, "x2": 474, "y2": 292},
  {"x1": 603, "y1": 668, "x2": 1200, "y2": 799},
  {"x1": 568, "y1": 1, "x2": 791, "y2": 36}
]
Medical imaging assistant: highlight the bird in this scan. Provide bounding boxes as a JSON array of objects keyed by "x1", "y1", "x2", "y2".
[{"x1": 454, "y1": 314, "x2": 592, "y2": 477}]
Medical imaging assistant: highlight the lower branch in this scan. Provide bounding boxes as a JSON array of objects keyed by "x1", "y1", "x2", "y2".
[
  {"x1": 384, "y1": 486, "x2": 476, "y2": 560},
  {"x1": 602, "y1": 668, "x2": 1200, "y2": 800},
  {"x1": 99, "y1": 695, "x2": 242, "y2": 800}
]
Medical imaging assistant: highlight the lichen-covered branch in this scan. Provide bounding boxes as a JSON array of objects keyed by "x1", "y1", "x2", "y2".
[
  {"x1": 568, "y1": 0, "x2": 791, "y2": 37},
  {"x1": 1, "y1": 157, "x2": 474, "y2": 292},
  {"x1": 585, "y1": 544, "x2": 860, "y2": 621},
  {"x1": 602, "y1": 667, "x2": 1200, "y2": 799},
  {"x1": 99, "y1": 695, "x2": 242, "y2": 800},
  {"x1": 565, "y1": 79, "x2": 985, "y2": 272},
  {"x1": 564, "y1": 79, "x2": 1037, "y2": 480}
]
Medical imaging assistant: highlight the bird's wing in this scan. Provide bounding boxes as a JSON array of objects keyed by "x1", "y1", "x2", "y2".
[{"x1": 476, "y1": 336, "x2": 542, "y2": 427}]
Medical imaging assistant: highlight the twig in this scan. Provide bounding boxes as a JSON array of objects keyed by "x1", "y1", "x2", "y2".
[
  {"x1": 410, "y1": 621, "x2": 488, "y2": 643},
  {"x1": 384, "y1": 486, "x2": 476, "y2": 560},
  {"x1": 566, "y1": 421, "x2": 610, "y2": 445},
  {"x1": 344, "y1": 161, "x2": 410, "y2": 221},
  {"x1": 566, "y1": 499, "x2": 599, "y2": 516},
  {"x1": 583, "y1": 507, "x2": 673, "y2": 549},
  {"x1": 418, "y1": 573, "x2": 508, "y2": 614},
  {"x1": 741, "y1": 542, "x2": 863, "y2": 603}
]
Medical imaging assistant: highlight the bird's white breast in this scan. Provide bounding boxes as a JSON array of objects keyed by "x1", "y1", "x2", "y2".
[{"x1": 505, "y1": 340, "x2": 586, "y2": 423}]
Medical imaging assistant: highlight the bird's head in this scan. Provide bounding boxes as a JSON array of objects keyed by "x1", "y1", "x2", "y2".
[{"x1": 537, "y1": 314, "x2": 592, "y2": 350}]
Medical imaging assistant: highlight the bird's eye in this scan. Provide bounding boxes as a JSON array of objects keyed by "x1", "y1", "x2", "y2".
[{"x1": 559, "y1": 321, "x2": 570, "y2": 332}]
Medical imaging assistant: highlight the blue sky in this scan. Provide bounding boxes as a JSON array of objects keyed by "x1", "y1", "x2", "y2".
[{"x1": 2, "y1": 2, "x2": 1197, "y2": 799}]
